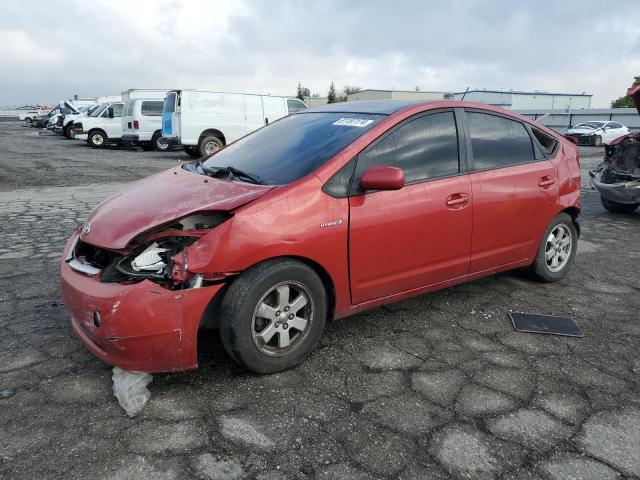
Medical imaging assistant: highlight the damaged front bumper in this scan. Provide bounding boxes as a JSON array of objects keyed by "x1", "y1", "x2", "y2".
[{"x1": 60, "y1": 235, "x2": 224, "y2": 372}]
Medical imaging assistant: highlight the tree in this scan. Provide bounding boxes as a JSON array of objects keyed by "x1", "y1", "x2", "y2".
[
  {"x1": 327, "y1": 82, "x2": 337, "y2": 103},
  {"x1": 296, "y1": 82, "x2": 310, "y2": 101},
  {"x1": 611, "y1": 76, "x2": 640, "y2": 108},
  {"x1": 335, "y1": 85, "x2": 361, "y2": 103}
]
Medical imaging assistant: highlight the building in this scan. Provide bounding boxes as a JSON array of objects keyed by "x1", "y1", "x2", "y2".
[
  {"x1": 347, "y1": 89, "x2": 454, "y2": 102},
  {"x1": 303, "y1": 96, "x2": 329, "y2": 107},
  {"x1": 343, "y1": 88, "x2": 592, "y2": 110},
  {"x1": 453, "y1": 89, "x2": 592, "y2": 110}
]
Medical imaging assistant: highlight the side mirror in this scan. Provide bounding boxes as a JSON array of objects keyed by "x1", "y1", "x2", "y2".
[
  {"x1": 107, "y1": 107, "x2": 114, "y2": 118},
  {"x1": 360, "y1": 166, "x2": 404, "y2": 191}
]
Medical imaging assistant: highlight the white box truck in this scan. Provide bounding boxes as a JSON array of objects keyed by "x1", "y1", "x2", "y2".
[
  {"x1": 121, "y1": 90, "x2": 169, "y2": 151},
  {"x1": 161, "y1": 90, "x2": 308, "y2": 157}
]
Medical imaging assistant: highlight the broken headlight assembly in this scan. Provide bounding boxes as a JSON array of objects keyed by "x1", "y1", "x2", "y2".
[{"x1": 97, "y1": 212, "x2": 231, "y2": 289}]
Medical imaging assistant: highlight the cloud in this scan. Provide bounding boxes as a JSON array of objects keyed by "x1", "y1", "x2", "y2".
[{"x1": 0, "y1": 0, "x2": 637, "y2": 107}]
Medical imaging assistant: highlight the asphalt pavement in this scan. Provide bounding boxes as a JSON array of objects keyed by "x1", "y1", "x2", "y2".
[{"x1": 0, "y1": 121, "x2": 639, "y2": 480}]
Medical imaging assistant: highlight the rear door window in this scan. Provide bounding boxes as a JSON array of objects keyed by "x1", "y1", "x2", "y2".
[
  {"x1": 164, "y1": 92, "x2": 176, "y2": 113},
  {"x1": 353, "y1": 111, "x2": 459, "y2": 191},
  {"x1": 467, "y1": 112, "x2": 535, "y2": 170},
  {"x1": 141, "y1": 101, "x2": 163, "y2": 116}
]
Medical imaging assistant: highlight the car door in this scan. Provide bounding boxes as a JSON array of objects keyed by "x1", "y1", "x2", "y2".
[
  {"x1": 605, "y1": 122, "x2": 626, "y2": 143},
  {"x1": 105, "y1": 103, "x2": 124, "y2": 138},
  {"x1": 463, "y1": 109, "x2": 559, "y2": 273},
  {"x1": 348, "y1": 110, "x2": 472, "y2": 305}
]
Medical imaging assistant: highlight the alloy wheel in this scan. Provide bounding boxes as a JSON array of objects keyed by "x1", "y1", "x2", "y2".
[
  {"x1": 544, "y1": 224, "x2": 572, "y2": 272},
  {"x1": 251, "y1": 281, "x2": 314, "y2": 357}
]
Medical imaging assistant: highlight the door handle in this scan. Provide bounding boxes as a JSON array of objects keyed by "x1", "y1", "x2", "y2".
[
  {"x1": 538, "y1": 177, "x2": 556, "y2": 188},
  {"x1": 445, "y1": 193, "x2": 470, "y2": 208}
]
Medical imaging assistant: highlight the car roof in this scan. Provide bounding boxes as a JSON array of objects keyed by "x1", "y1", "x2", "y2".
[{"x1": 301, "y1": 100, "x2": 429, "y2": 115}]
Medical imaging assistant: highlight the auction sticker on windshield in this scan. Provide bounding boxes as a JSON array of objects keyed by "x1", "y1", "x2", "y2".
[{"x1": 332, "y1": 117, "x2": 375, "y2": 127}]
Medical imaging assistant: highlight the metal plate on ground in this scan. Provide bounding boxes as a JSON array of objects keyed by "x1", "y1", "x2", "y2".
[{"x1": 509, "y1": 312, "x2": 583, "y2": 337}]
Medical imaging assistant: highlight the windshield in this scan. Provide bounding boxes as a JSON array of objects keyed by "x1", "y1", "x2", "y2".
[
  {"x1": 575, "y1": 122, "x2": 605, "y2": 129},
  {"x1": 90, "y1": 104, "x2": 108, "y2": 117},
  {"x1": 200, "y1": 112, "x2": 384, "y2": 185}
]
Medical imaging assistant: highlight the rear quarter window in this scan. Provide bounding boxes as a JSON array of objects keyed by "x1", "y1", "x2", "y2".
[
  {"x1": 531, "y1": 127, "x2": 558, "y2": 156},
  {"x1": 141, "y1": 101, "x2": 164, "y2": 116}
]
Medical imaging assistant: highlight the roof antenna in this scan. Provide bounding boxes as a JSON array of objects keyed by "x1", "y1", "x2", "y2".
[{"x1": 460, "y1": 86, "x2": 470, "y2": 101}]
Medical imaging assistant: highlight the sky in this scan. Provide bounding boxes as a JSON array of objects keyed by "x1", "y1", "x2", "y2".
[{"x1": 0, "y1": 0, "x2": 638, "y2": 108}]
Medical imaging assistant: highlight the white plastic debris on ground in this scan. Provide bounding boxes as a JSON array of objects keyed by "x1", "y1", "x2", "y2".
[{"x1": 112, "y1": 367, "x2": 153, "y2": 417}]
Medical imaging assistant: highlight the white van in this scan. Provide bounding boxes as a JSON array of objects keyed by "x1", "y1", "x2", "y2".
[
  {"x1": 61, "y1": 96, "x2": 121, "y2": 138},
  {"x1": 72, "y1": 102, "x2": 125, "y2": 147},
  {"x1": 121, "y1": 91, "x2": 169, "y2": 151},
  {"x1": 162, "y1": 90, "x2": 308, "y2": 157}
]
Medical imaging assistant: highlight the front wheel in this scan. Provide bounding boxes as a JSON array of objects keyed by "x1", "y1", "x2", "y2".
[
  {"x1": 25, "y1": 117, "x2": 32, "y2": 124},
  {"x1": 593, "y1": 135, "x2": 602, "y2": 147},
  {"x1": 601, "y1": 197, "x2": 639, "y2": 214},
  {"x1": 219, "y1": 259, "x2": 327, "y2": 374},
  {"x1": 88, "y1": 130, "x2": 107, "y2": 148},
  {"x1": 530, "y1": 213, "x2": 578, "y2": 282}
]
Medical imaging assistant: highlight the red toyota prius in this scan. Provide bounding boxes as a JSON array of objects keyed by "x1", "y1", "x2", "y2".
[{"x1": 60, "y1": 100, "x2": 581, "y2": 374}]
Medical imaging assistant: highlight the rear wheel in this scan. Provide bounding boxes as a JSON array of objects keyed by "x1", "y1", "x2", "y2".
[
  {"x1": 601, "y1": 197, "x2": 639, "y2": 214},
  {"x1": 88, "y1": 130, "x2": 107, "y2": 148},
  {"x1": 530, "y1": 213, "x2": 577, "y2": 282},
  {"x1": 152, "y1": 131, "x2": 169, "y2": 152},
  {"x1": 593, "y1": 135, "x2": 602, "y2": 147},
  {"x1": 219, "y1": 259, "x2": 327, "y2": 374},
  {"x1": 198, "y1": 135, "x2": 223, "y2": 157},
  {"x1": 25, "y1": 117, "x2": 32, "y2": 124}
]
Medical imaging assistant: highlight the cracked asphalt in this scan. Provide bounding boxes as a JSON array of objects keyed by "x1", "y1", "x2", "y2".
[{"x1": 1, "y1": 121, "x2": 639, "y2": 480}]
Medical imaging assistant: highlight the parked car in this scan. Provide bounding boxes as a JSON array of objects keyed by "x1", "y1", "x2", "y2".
[
  {"x1": 589, "y1": 85, "x2": 640, "y2": 213},
  {"x1": 121, "y1": 96, "x2": 169, "y2": 151},
  {"x1": 35, "y1": 101, "x2": 80, "y2": 128},
  {"x1": 17, "y1": 109, "x2": 39, "y2": 124},
  {"x1": 61, "y1": 104, "x2": 103, "y2": 138},
  {"x1": 566, "y1": 121, "x2": 629, "y2": 146},
  {"x1": 72, "y1": 102, "x2": 125, "y2": 147},
  {"x1": 162, "y1": 90, "x2": 308, "y2": 157},
  {"x1": 61, "y1": 100, "x2": 580, "y2": 374}
]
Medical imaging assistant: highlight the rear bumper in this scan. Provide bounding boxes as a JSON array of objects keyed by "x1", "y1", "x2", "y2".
[{"x1": 60, "y1": 235, "x2": 224, "y2": 372}]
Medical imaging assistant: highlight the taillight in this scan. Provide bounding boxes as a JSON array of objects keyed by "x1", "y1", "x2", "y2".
[{"x1": 133, "y1": 120, "x2": 139, "y2": 130}]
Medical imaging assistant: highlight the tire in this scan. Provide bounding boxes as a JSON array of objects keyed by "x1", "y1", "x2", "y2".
[
  {"x1": 198, "y1": 135, "x2": 223, "y2": 157},
  {"x1": 88, "y1": 130, "x2": 107, "y2": 148},
  {"x1": 601, "y1": 196, "x2": 639, "y2": 214},
  {"x1": 593, "y1": 135, "x2": 602, "y2": 147},
  {"x1": 25, "y1": 117, "x2": 32, "y2": 124},
  {"x1": 63, "y1": 123, "x2": 73, "y2": 139},
  {"x1": 530, "y1": 213, "x2": 578, "y2": 282},
  {"x1": 152, "y1": 131, "x2": 169, "y2": 152},
  {"x1": 219, "y1": 259, "x2": 327, "y2": 374},
  {"x1": 184, "y1": 146, "x2": 200, "y2": 158}
]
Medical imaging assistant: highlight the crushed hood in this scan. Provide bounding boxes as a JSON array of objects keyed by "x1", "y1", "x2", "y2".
[
  {"x1": 82, "y1": 166, "x2": 273, "y2": 250},
  {"x1": 629, "y1": 85, "x2": 640, "y2": 114}
]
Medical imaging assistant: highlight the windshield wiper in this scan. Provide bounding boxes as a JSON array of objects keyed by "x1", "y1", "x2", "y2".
[{"x1": 197, "y1": 162, "x2": 263, "y2": 185}]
